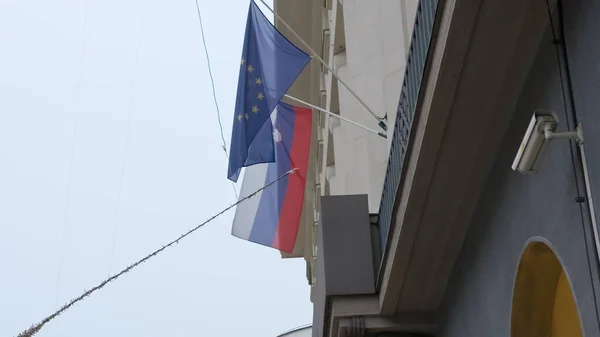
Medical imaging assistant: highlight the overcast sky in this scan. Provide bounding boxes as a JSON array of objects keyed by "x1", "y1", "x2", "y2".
[{"x1": 0, "y1": 0, "x2": 312, "y2": 336}]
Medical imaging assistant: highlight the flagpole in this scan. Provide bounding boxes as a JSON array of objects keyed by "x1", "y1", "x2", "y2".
[
  {"x1": 257, "y1": 0, "x2": 387, "y2": 130},
  {"x1": 284, "y1": 94, "x2": 387, "y2": 139}
]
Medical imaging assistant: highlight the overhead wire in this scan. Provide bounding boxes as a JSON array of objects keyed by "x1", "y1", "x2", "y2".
[
  {"x1": 194, "y1": 0, "x2": 239, "y2": 199},
  {"x1": 33, "y1": 1, "x2": 293, "y2": 334},
  {"x1": 56, "y1": 0, "x2": 239, "y2": 313},
  {"x1": 107, "y1": 7, "x2": 146, "y2": 276},
  {"x1": 15, "y1": 168, "x2": 297, "y2": 337},
  {"x1": 55, "y1": 0, "x2": 91, "y2": 306}
]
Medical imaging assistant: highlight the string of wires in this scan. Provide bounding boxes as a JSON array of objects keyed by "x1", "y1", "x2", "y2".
[
  {"x1": 55, "y1": 0, "x2": 91, "y2": 306},
  {"x1": 107, "y1": 7, "x2": 145, "y2": 277},
  {"x1": 194, "y1": 0, "x2": 239, "y2": 199},
  {"x1": 15, "y1": 168, "x2": 297, "y2": 337}
]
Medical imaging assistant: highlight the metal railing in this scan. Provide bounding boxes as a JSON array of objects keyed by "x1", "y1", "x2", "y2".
[{"x1": 378, "y1": 0, "x2": 440, "y2": 257}]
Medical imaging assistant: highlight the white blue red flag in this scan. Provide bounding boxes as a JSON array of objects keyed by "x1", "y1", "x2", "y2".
[{"x1": 231, "y1": 102, "x2": 312, "y2": 253}]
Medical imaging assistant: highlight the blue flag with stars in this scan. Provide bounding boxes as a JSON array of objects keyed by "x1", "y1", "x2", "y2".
[{"x1": 227, "y1": 0, "x2": 311, "y2": 182}]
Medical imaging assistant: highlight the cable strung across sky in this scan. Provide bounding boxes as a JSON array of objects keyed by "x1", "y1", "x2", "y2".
[
  {"x1": 15, "y1": 169, "x2": 297, "y2": 337},
  {"x1": 14, "y1": 0, "x2": 390, "y2": 334}
]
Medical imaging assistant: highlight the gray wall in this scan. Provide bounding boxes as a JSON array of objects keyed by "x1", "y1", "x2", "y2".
[{"x1": 438, "y1": 1, "x2": 600, "y2": 336}]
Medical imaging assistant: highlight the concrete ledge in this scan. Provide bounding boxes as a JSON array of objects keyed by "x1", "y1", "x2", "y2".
[{"x1": 379, "y1": 0, "x2": 552, "y2": 316}]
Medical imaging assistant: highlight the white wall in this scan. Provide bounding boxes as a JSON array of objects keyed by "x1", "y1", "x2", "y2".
[
  {"x1": 304, "y1": 0, "x2": 419, "y2": 294},
  {"x1": 325, "y1": 0, "x2": 418, "y2": 212}
]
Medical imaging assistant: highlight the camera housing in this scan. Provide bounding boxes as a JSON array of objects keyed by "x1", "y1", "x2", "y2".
[{"x1": 512, "y1": 110, "x2": 583, "y2": 174}]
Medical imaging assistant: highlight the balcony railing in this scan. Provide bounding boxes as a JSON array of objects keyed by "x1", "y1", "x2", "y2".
[{"x1": 377, "y1": 0, "x2": 440, "y2": 259}]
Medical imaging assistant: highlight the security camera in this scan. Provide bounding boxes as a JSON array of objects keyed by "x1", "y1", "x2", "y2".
[{"x1": 512, "y1": 110, "x2": 583, "y2": 174}]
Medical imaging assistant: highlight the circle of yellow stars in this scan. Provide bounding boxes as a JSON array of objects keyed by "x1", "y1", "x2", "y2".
[{"x1": 238, "y1": 58, "x2": 265, "y2": 122}]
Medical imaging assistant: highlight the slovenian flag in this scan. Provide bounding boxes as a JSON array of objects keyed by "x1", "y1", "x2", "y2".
[{"x1": 231, "y1": 102, "x2": 312, "y2": 253}]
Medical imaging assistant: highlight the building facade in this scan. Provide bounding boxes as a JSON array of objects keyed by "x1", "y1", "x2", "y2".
[
  {"x1": 278, "y1": 0, "x2": 600, "y2": 336},
  {"x1": 274, "y1": 0, "x2": 419, "y2": 294}
]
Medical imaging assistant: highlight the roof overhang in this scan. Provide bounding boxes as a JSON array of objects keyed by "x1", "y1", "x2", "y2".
[{"x1": 378, "y1": 0, "x2": 553, "y2": 317}]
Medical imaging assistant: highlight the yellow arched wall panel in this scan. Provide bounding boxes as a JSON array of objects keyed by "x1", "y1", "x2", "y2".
[
  {"x1": 553, "y1": 271, "x2": 583, "y2": 337},
  {"x1": 511, "y1": 242, "x2": 583, "y2": 337}
]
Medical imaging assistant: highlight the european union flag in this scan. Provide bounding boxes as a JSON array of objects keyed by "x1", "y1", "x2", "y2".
[{"x1": 227, "y1": 0, "x2": 311, "y2": 182}]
